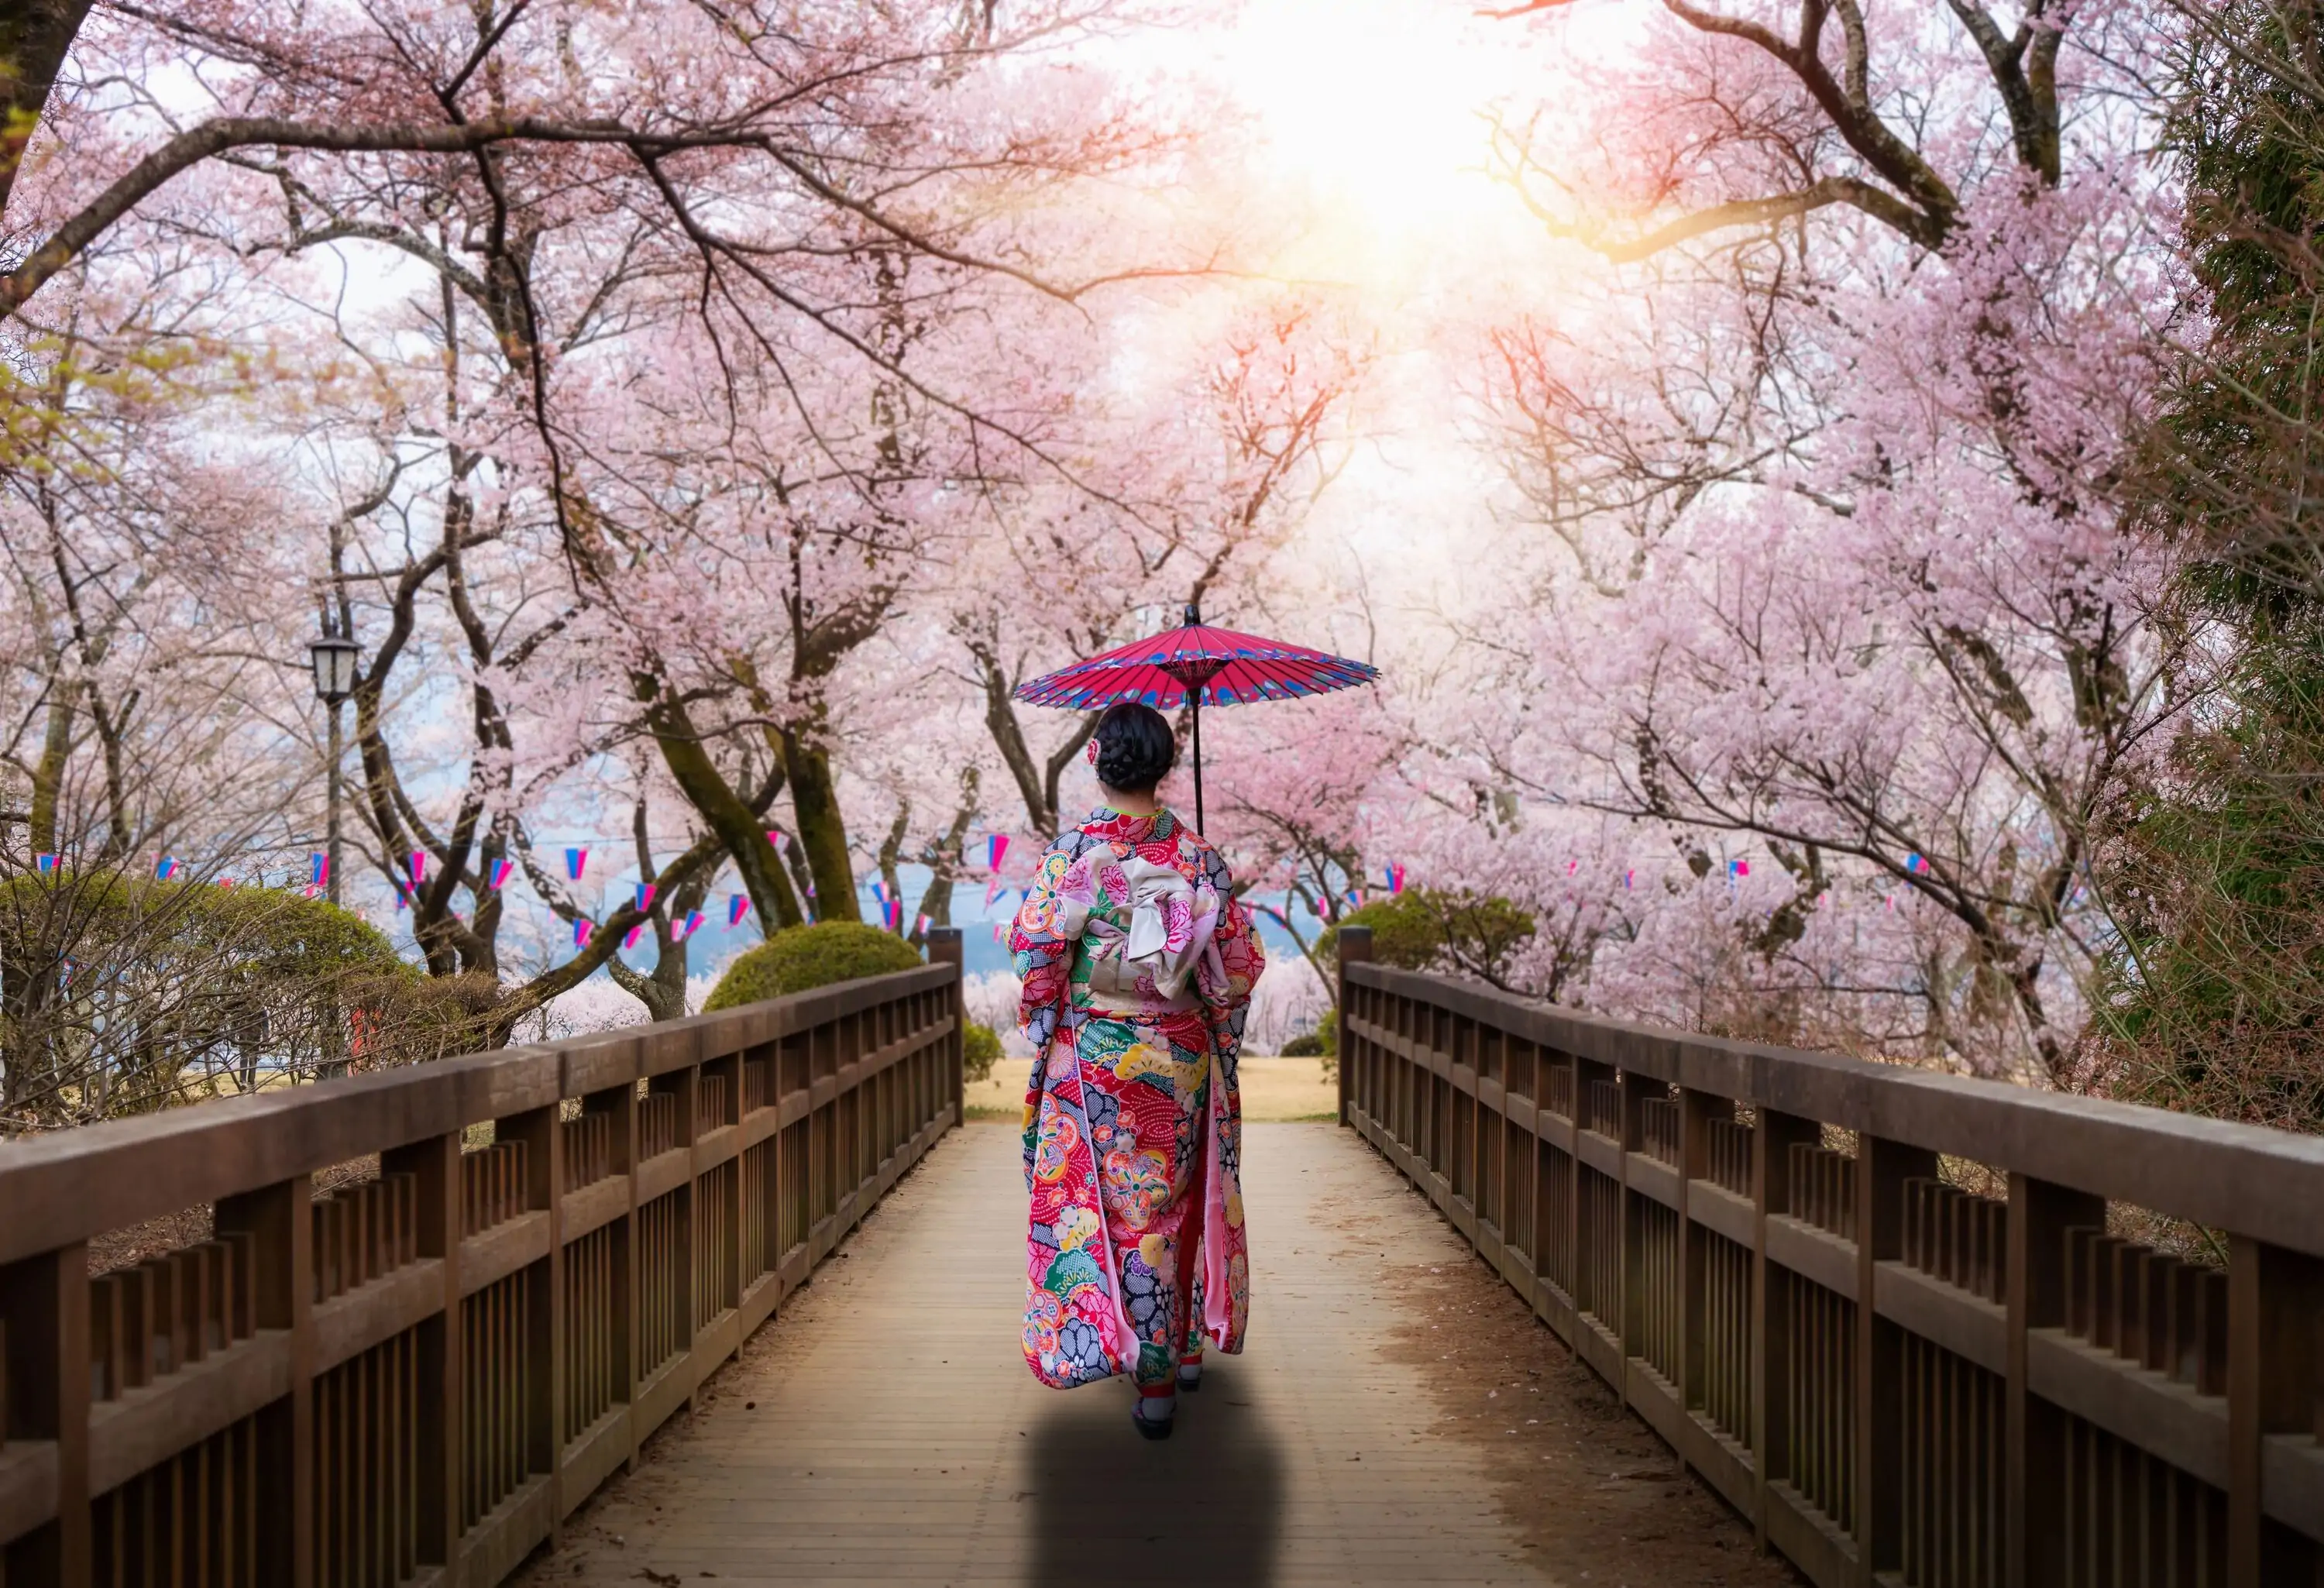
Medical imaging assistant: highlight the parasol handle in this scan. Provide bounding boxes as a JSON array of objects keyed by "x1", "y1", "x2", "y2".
[
  {"x1": 1191, "y1": 690, "x2": 1204, "y2": 834},
  {"x1": 1185, "y1": 600, "x2": 1204, "y2": 832}
]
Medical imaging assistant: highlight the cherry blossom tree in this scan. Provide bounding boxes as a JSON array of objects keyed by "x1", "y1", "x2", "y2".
[{"x1": 1468, "y1": 0, "x2": 2181, "y2": 1081}]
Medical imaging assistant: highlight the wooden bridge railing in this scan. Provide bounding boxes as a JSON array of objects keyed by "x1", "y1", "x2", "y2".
[
  {"x1": 0, "y1": 932, "x2": 965, "y2": 1588},
  {"x1": 1336, "y1": 930, "x2": 2324, "y2": 1588}
]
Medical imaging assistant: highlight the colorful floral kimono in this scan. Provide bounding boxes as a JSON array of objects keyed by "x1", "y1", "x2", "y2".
[{"x1": 1011, "y1": 806, "x2": 1265, "y2": 1392}]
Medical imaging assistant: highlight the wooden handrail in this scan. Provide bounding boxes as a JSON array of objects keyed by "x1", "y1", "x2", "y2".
[
  {"x1": 1336, "y1": 931, "x2": 2324, "y2": 1587},
  {"x1": 0, "y1": 934, "x2": 967, "y2": 1587}
]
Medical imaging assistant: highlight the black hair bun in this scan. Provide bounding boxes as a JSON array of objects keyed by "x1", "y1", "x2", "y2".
[{"x1": 1093, "y1": 701, "x2": 1177, "y2": 792}]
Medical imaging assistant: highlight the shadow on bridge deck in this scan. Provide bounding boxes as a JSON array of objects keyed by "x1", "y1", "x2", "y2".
[{"x1": 1022, "y1": 1371, "x2": 1284, "y2": 1584}]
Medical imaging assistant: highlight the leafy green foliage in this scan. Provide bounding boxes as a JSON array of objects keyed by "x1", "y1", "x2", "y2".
[
  {"x1": 703, "y1": 922, "x2": 924, "y2": 1012},
  {"x1": 0, "y1": 871, "x2": 494, "y2": 1131},
  {"x1": 2093, "y1": 1, "x2": 2324, "y2": 1131},
  {"x1": 1281, "y1": 1008, "x2": 1337, "y2": 1060},
  {"x1": 1318, "y1": 889, "x2": 1537, "y2": 991},
  {"x1": 963, "y1": 1020, "x2": 1003, "y2": 1083},
  {"x1": 2092, "y1": 641, "x2": 2324, "y2": 1129}
]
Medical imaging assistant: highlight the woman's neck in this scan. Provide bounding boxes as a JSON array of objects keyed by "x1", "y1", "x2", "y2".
[{"x1": 1098, "y1": 785, "x2": 1164, "y2": 818}]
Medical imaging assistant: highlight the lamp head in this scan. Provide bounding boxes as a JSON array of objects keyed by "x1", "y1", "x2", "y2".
[{"x1": 308, "y1": 633, "x2": 360, "y2": 703}]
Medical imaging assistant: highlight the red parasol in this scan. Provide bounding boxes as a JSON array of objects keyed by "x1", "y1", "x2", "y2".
[{"x1": 1013, "y1": 603, "x2": 1380, "y2": 830}]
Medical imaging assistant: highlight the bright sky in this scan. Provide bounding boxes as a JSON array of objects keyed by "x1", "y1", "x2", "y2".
[
  {"x1": 1138, "y1": 0, "x2": 1601, "y2": 614},
  {"x1": 1202, "y1": 0, "x2": 1576, "y2": 301}
]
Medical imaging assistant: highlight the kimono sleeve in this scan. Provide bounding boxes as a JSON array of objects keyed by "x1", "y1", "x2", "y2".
[{"x1": 1009, "y1": 837, "x2": 1080, "y2": 1052}]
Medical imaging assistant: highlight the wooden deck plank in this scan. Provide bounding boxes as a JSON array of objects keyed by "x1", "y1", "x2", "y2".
[{"x1": 514, "y1": 1122, "x2": 1548, "y2": 1586}]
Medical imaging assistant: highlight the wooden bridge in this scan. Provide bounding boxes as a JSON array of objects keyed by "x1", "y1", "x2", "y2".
[{"x1": 0, "y1": 927, "x2": 2321, "y2": 1586}]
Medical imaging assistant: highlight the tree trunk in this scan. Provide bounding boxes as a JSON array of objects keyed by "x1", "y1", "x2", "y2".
[
  {"x1": 781, "y1": 723, "x2": 858, "y2": 922},
  {"x1": 643, "y1": 683, "x2": 803, "y2": 929},
  {"x1": 26, "y1": 677, "x2": 72, "y2": 854},
  {"x1": 0, "y1": 0, "x2": 95, "y2": 217},
  {"x1": 912, "y1": 772, "x2": 979, "y2": 943}
]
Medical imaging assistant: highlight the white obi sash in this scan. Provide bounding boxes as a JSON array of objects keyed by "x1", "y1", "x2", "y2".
[{"x1": 1054, "y1": 851, "x2": 1222, "y2": 1012}]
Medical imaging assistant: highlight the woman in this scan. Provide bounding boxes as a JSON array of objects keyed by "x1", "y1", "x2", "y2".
[{"x1": 1010, "y1": 701, "x2": 1266, "y2": 1439}]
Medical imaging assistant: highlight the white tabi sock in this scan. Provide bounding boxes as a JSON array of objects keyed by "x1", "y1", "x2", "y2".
[{"x1": 1133, "y1": 1386, "x2": 1177, "y2": 1424}]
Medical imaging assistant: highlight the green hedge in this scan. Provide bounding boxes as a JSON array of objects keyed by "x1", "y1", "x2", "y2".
[
  {"x1": 702, "y1": 921, "x2": 924, "y2": 1012},
  {"x1": 963, "y1": 1020, "x2": 1003, "y2": 1083},
  {"x1": 0, "y1": 871, "x2": 493, "y2": 1127},
  {"x1": 1317, "y1": 888, "x2": 1535, "y2": 987},
  {"x1": 1281, "y1": 1007, "x2": 1338, "y2": 1058}
]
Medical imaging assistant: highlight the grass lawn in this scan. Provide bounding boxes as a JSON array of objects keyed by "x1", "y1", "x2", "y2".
[{"x1": 962, "y1": 1055, "x2": 1339, "y2": 1123}]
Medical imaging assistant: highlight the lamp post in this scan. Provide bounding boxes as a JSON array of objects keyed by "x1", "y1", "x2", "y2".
[
  {"x1": 308, "y1": 631, "x2": 359, "y2": 907},
  {"x1": 309, "y1": 629, "x2": 359, "y2": 1081}
]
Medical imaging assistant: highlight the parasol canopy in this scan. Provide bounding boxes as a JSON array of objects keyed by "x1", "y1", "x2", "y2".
[{"x1": 1013, "y1": 603, "x2": 1379, "y2": 830}]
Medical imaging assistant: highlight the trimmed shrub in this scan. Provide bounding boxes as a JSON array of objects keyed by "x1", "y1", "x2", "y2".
[
  {"x1": 963, "y1": 1020, "x2": 1003, "y2": 1083},
  {"x1": 1281, "y1": 1007, "x2": 1339, "y2": 1065},
  {"x1": 1317, "y1": 888, "x2": 1536, "y2": 989},
  {"x1": 0, "y1": 871, "x2": 485, "y2": 1129},
  {"x1": 703, "y1": 921, "x2": 924, "y2": 1012}
]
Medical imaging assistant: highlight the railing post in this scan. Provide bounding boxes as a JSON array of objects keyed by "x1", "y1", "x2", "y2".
[
  {"x1": 927, "y1": 929, "x2": 964, "y2": 1129},
  {"x1": 2005, "y1": 1174, "x2": 2103, "y2": 1588},
  {"x1": 1754, "y1": 1109, "x2": 1820, "y2": 1555},
  {"x1": 214, "y1": 1175, "x2": 312, "y2": 1588},
  {"x1": 502, "y1": 1102, "x2": 562, "y2": 1520},
  {"x1": 1336, "y1": 926, "x2": 1372, "y2": 1129},
  {"x1": 383, "y1": 1132, "x2": 461, "y2": 1573},
  {"x1": 0, "y1": 1243, "x2": 91, "y2": 1585},
  {"x1": 1856, "y1": 1133, "x2": 1937, "y2": 1585},
  {"x1": 2228, "y1": 1236, "x2": 2324, "y2": 1583},
  {"x1": 1678, "y1": 1088, "x2": 1727, "y2": 1421},
  {"x1": 580, "y1": 1071, "x2": 640, "y2": 1475},
  {"x1": 1617, "y1": 1070, "x2": 1648, "y2": 1370}
]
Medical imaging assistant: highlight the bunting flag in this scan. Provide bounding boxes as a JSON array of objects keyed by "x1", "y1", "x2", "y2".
[
  {"x1": 914, "y1": 913, "x2": 930, "y2": 937},
  {"x1": 766, "y1": 830, "x2": 790, "y2": 856},
  {"x1": 727, "y1": 893, "x2": 750, "y2": 927},
  {"x1": 1567, "y1": 859, "x2": 1580, "y2": 876},
  {"x1": 985, "y1": 873, "x2": 1006, "y2": 907},
  {"x1": 805, "y1": 881, "x2": 816, "y2": 898},
  {"x1": 407, "y1": 851, "x2": 427, "y2": 890},
  {"x1": 565, "y1": 847, "x2": 588, "y2": 882},
  {"x1": 1385, "y1": 862, "x2": 1406, "y2": 895},
  {"x1": 992, "y1": 923, "x2": 1006, "y2": 944},
  {"x1": 1344, "y1": 888, "x2": 1367, "y2": 910},
  {"x1": 882, "y1": 898, "x2": 903, "y2": 931},
  {"x1": 1885, "y1": 894, "x2": 1896, "y2": 912},
  {"x1": 488, "y1": 858, "x2": 513, "y2": 891},
  {"x1": 310, "y1": 852, "x2": 329, "y2": 888},
  {"x1": 155, "y1": 855, "x2": 178, "y2": 880},
  {"x1": 218, "y1": 877, "x2": 238, "y2": 889},
  {"x1": 392, "y1": 882, "x2": 407, "y2": 909},
  {"x1": 986, "y1": 834, "x2": 1010, "y2": 871},
  {"x1": 634, "y1": 882, "x2": 657, "y2": 913},
  {"x1": 1624, "y1": 868, "x2": 1635, "y2": 890},
  {"x1": 1728, "y1": 859, "x2": 1750, "y2": 878},
  {"x1": 673, "y1": 910, "x2": 705, "y2": 942},
  {"x1": 573, "y1": 918, "x2": 593, "y2": 947},
  {"x1": 871, "y1": 878, "x2": 892, "y2": 907},
  {"x1": 303, "y1": 883, "x2": 324, "y2": 899},
  {"x1": 624, "y1": 922, "x2": 645, "y2": 949},
  {"x1": 1906, "y1": 852, "x2": 1930, "y2": 875},
  {"x1": 34, "y1": 852, "x2": 57, "y2": 873}
]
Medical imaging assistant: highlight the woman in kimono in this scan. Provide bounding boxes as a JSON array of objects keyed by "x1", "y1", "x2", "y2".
[{"x1": 1011, "y1": 701, "x2": 1266, "y2": 1438}]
